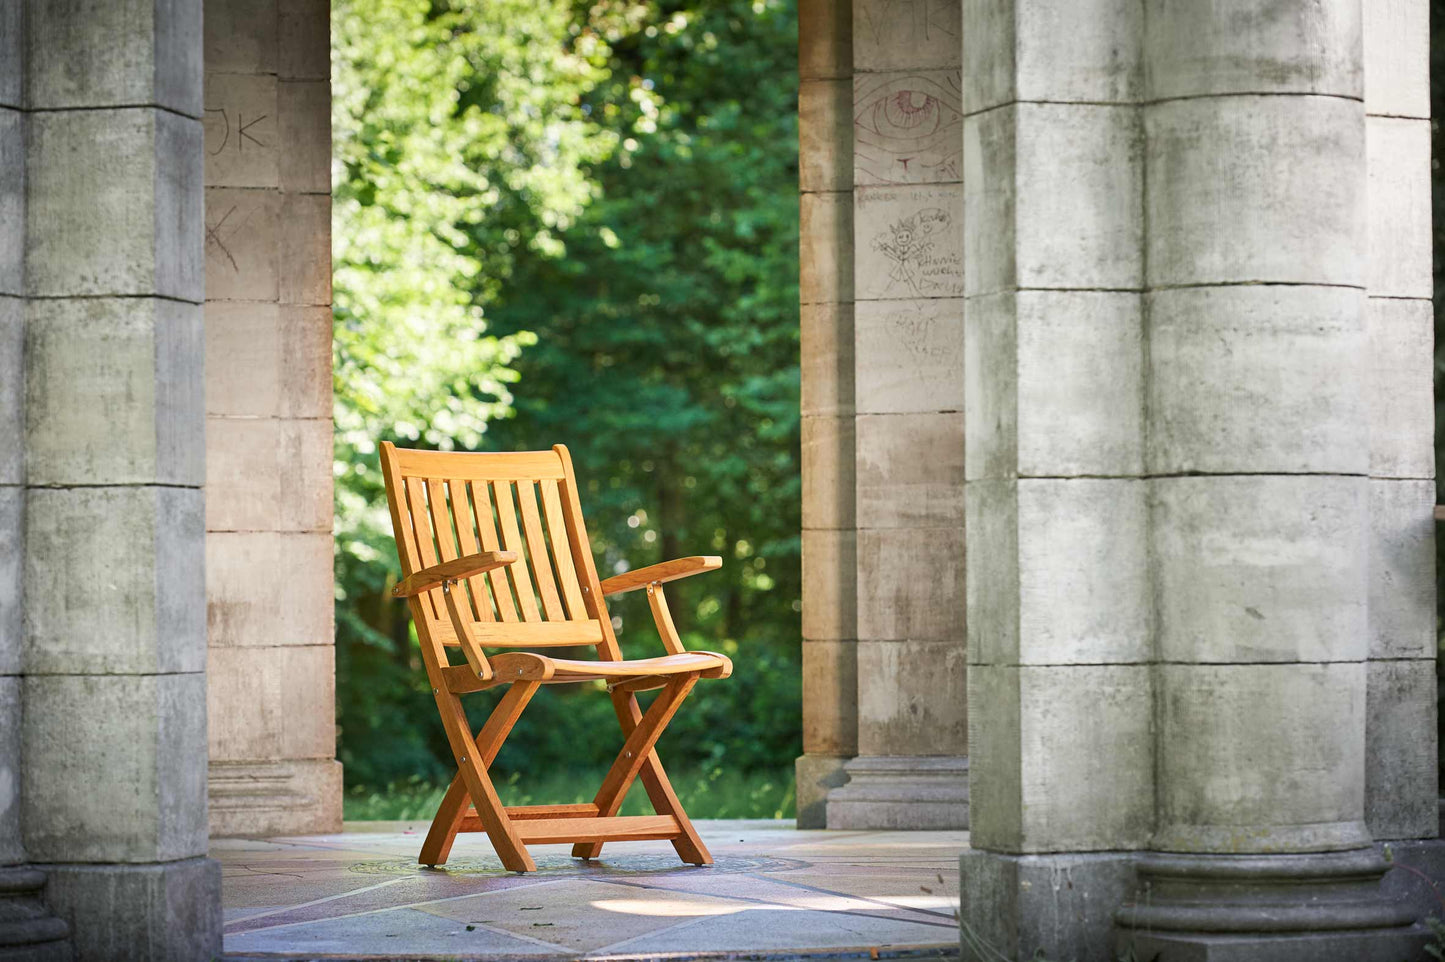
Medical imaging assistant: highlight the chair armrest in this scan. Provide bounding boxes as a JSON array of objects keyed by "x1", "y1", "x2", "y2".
[
  {"x1": 392, "y1": 550, "x2": 517, "y2": 597},
  {"x1": 599, "y1": 556, "x2": 722, "y2": 596}
]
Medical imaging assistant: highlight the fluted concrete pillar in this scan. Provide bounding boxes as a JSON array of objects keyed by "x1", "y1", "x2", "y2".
[
  {"x1": 825, "y1": 0, "x2": 968, "y2": 830},
  {"x1": 16, "y1": 1, "x2": 221, "y2": 958},
  {"x1": 796, "y1": 0, "x2": 859, "y2": 828},
  {"x1": 202, "y1": 0, "x2": 341, "y2": 838}
]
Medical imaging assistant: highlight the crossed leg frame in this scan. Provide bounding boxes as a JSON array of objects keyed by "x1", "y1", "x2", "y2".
[{"x1": 420, "y1": 673, "x2": 712, "y2": 872}]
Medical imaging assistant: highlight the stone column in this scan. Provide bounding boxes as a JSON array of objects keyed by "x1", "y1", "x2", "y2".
[
  {"x1": 1118, "y1": 1, "x2": 1419, "y2": 957},
  {"x1": 796, "y1": 0, "x2": 859, "y2": 828},
  {"x1": 18, "y1": 1, "x2": 222, "y2": 959},
  {"x1": 202, "y1": 0, "x2": 341, "y2": 837},
  {"x1": 1359, "y1": 0, "x2": 1437, "y2": 844},
  {"x1": 960, "y1": 1, "x2": 1150, "y2": 954},
  {"x1": 825, "y1": 0, "x2": 967, "y2": 830},
  {"x1": 0, "y1": 2, "x2": 71, "y2": 958}
]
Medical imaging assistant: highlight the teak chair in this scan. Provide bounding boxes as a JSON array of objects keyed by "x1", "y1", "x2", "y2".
[{"x1": 379, "y1": 441, "x2": 732, "y2": 872}]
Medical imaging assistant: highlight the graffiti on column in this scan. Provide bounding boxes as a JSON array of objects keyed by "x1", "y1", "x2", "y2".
[{"x1": 854, "y1": 72, "x2": 961, "y2": 185}]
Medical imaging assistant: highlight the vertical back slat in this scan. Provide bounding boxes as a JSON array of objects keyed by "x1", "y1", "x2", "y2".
[
  {"x1": 405, "y1": 477, "x2": 445, "y2": 621},
  {"x1": 554, "y1": 445, "x2": 623, "y2": 660},
  {"x1": 517, "y1": 481, "x2": 566, "y2": 621},
  {"x1": 447, "y1": 479, "x2": 495, "y2": 622},
  {"x1": 540, "y1": 480, "x2": 587, "y2": 619},
  {"x1": 470, "y1": 481, "x2": 520, "y2": 622},
  {"x1": 491, "y1": 481, "x2": 542, "y2": 621},
  {"x1": 427, "y1": 480, "x2": 477, "y2": 634}
]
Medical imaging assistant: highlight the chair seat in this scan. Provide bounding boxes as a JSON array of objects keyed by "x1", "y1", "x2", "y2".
[{"x1": 545, "y1": 650, "x2": 732, "y2": 683}]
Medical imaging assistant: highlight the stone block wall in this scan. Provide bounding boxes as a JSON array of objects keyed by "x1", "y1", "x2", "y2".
[{"x1": 202, "y1": 0, "x2": 341, "y2": 837}]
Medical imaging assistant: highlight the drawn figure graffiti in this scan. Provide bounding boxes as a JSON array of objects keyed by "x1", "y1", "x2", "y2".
[{"x1": 872, "y1": 207, "x2": 950, "y2": 296}]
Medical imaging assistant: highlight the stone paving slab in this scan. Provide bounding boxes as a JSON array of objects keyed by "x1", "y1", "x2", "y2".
[{"x1": 216, "y1": 819, "x2": 966, "y2": 960}]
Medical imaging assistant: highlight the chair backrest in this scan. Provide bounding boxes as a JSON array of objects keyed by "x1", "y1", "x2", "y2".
[{"x1": 379, "y1": 442, "x2": 620, "y2": 668}]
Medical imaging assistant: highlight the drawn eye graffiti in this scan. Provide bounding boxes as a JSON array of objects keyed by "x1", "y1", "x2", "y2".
[{"x1": 854, "y1": 73, "x2": 962, "y2": 184}]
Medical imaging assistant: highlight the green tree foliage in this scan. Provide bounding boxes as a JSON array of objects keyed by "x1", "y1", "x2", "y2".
[{"x1": 331, "y1": 0, "x2": 800, "y2": 800}]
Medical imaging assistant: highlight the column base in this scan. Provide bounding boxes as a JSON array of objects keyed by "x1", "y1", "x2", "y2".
[
  {"x1": 37, "y1": 857, "x2": 219, "y2": 962},
  {"x1": 1115, "y1": 849, "x2": 1425, "y2": 962},
  {"x1": 0, "y1": 869, "x2": 71, "y2": 962},
  {"x1": 826, "y1": 755, "x2": 968, "y2": 830},
  {"x1": 959, "y1": 849, "x2": 1138, "y2": 962},
  {"x1": 795, "y1": 754, "x2": 852, "y2": 829},
  {"x1": 208, "y1": 757, "x2": 342, "y2": 837}
]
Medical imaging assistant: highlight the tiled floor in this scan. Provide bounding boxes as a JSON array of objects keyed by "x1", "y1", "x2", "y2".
[{"x1": 217, "y1": 819, "x2": 966, "y2": 960}]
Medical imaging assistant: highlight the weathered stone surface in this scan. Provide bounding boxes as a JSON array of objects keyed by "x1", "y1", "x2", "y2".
[
  {"x1": 1145, "y1": 95, "x2": 1364, "y2": 288},
  {"x1": 279, "y1": 193, "x2": 331, "y2": 305},
  {"x1": 1364, "y1": 0, "x2": 1429, "y2": 118},
  {"x1": 278, "y1": 0, "x2": 330, "y2": 81},
  {"x1": 1154, "y1": 662, "x2": 1369, "y2": 854},
  {"x1": 25, "y1": 297, "x2": 204, "y2": 487},
  {"x1": 800, "y1": 191, "x2": 853, "y2": 305},
  {"x1": 1146, "y1": 285, "x2": 1366, "y2": 476},
  {"x1": 964, "y1": 104, "x2": 1142, "y2": 295},
  {"x1": 1017, "y1": 291, "x2": 1142, "y2": 477},
  {"x1": 278, "y1": 80, "x2": 331, "y2": 193},
  {"x1": 0, "y1": 676, "x2": 20, "y2": 864},
  {"x1": 1365, "y1": 659, "x2": 1436, "y2": 840},
  {"x1": 208, "y1": 644, "x2": 336, "y2": 761},
  {"x1": 1144, "y1": 0, "x2": 1360, "y2": 100},
  {"x1": 1367, "y1": 479, "x2": 1435, "y2": 660},
  {"x1": 203, "y1": 0, "x2": 276, "y2": 75},
  {"x1": 964, "y1": 478, "x2": 1017, "y2": 666},
  {"x1": 802, "y1": 528, "x2": 856, "y2": 642},
  {"x1": 205, "y1": 416, "x2": 332, "y2": 533},
  {"x1": 24, "y1": 486, "x2": 205, "y2": 676},
  {"x1": 856, "y1": 412, "x2": 962, "y2": 528},
  {"x1": 27, "y1": 108, "x2": 203, "y2": 300},
  {"x1": 208, "y1": 757, "x2": 342, "y2": 837},
  {"x1": 0, "y1": 0, "x2": 18, "y2": 108},
  {"x1": 205, "y1": 302, "x2": 332, "y2": 419},
  {"x1": 794, "y1": 753, "x2": 850, "y2": 830},
  {"x1": 1017, "y1": 479, "x2": 1150, "y2": 666},
  {"x1": 204, "y1": 186, "x2": 279, "y2": 301},
  {"x1": 41, "y1": 857, "x2": 220, "y2": 962},
  {"x1": 854, "y1": 298, "x2": 963, "y2": 414},
  {"x1": 798, "y1": 0, "x2": 851, "y2": 81},
  {"x1": 961, "y1": 293, "x2": 1015, "y2": 481},
  {"x1": 960, "y1": 850, "x2": 1137, "y2": 962},
  {"x1": 0, "y1": 296, "x2": 19, "y2": 483},
  {"x1": 856, "y1": 640, "x2": 964, "y2": 756},
  {"x1": 800, "y1": 78, "x2": 852, "y2": 193},
  {"x1": 23, "y1": 673, "x2": 208, "y2": 863},
  {"x1": 854, "y1": 185, "x2": 962, "y2": 300},
  {"x1": 1367, "y1": 297, "x2": 1433, "y2": 479},
  {"x1": 0, "y1": 109, "x2": 20, "y2": 295},
  {"x1": 963, "y1": 0, "x2": 1141, "y2": 114},
  {"x1": 25, "y1": 0, "x2": 203, "y2": 116},
  {"x1": 801, "y1": 639, "x2": 858, "y2": 757},
  {"x1": 853, "y1": 70, "x2": 961, "y2": 187},
  {"x1": 800, "y1": 301, "x2": 854, "y2": 418},
  {"x1": 206, "y1": 531, "x2": 333, "y2": 648},
  {"x1": 969, "y1": 665, "x2": 1153, "y2": 854},
  {"x1": 827, "y1": 755, "x2": 967, "y2": 829},
  {"x1": 1151, "y1": 476, "x2": 1367, "y2": 664},
  {"x1": 202, "y1": 72, "x2": 279, "y2": 188},
  {"x1": 856, "y1": 527, "x2": 964, "y2": 641},
  {"x1": 0, "y1": 487, "x2": 19, "y2": 676},
  {"x1": 1366, "y1": 116, "x2": 1431, "y2": 299},
  {"x1": 801, "y1": 415, "x2": 855, "y2": 532},
  {"x1": 852, "y1": 0, "x2": 958, "y2": 72}
]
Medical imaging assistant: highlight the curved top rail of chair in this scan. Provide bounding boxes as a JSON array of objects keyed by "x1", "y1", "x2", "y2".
[{"x1": 598, "y1": 556, "x2": 722, "y2": 596}]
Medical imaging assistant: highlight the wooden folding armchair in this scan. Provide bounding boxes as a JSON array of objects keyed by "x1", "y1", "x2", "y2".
[{"x1": 379, "y1": 442, "x2": 732, "y2": 872}]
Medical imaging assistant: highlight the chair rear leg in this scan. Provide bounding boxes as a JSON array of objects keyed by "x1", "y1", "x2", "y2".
[
  {"x1": 419, "y1": 771, "x2": 468, "y2": 867},
  {"x1": 574, "y1": 677, "x2": 710, "y2": 864}
]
